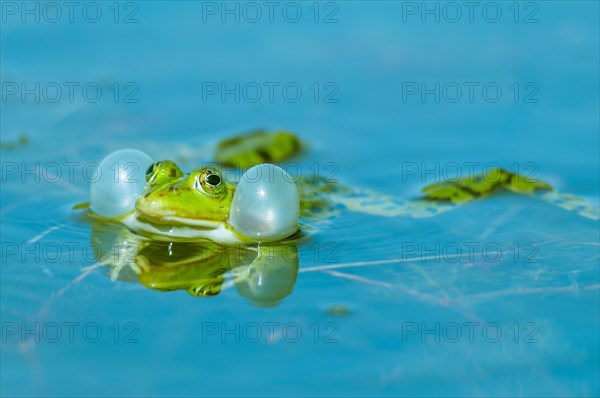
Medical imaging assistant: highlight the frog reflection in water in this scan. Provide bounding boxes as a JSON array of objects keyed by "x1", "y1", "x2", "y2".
[{"x1": 91, "y1": 219, "x2": 299, "y2": 304}]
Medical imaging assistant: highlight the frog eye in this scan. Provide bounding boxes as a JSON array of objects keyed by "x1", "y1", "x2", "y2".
[
  {"x1": 146, "y1": 162, "x2": 162, "y2": 182},
  {"x1": 206, "y1": 173, "x2": 221, "y2": 186},
  {"x1": 194, "y1": 168, "x2": 225, "y2": 196}
]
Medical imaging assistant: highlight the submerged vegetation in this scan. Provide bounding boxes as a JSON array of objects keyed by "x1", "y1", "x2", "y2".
[{"x1": 421, "y1": 167, "x2": 553, "y2": 203}]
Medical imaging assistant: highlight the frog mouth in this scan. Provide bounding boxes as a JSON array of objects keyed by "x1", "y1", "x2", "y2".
[
  {"x1": 135, "y1": 213, "x2": 223, "y2": 230},
  {"x1": 158, "y1": 216, "x2": 224, "y2": 229},
  {"x1": 135, "y1": 199, "x2": 226, "y2": 230},
  {"x1": 122, "y1": 213, "x2": 243, "y2": 244}
]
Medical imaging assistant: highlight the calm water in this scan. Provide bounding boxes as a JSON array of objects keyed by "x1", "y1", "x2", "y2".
[{"x1": 1, "y1": 2, "x2": 599, "y2": 396}]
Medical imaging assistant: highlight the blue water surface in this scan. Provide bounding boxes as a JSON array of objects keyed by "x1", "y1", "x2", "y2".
[{"x1": 1, "y1": 1, "x2": 599, "y2": 396}]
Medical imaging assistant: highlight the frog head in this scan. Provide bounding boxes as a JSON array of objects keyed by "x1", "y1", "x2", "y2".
[{"x1": 135, "y1": 161, "x2": 235, "y2": 228}]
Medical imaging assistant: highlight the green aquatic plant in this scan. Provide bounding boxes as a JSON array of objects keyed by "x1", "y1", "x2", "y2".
[
  {"x1": 0, "y1": 134, "x2": 29, "y2": 151},
  {"x1": 214, "y1": 129, "x2": 301, "y2": 169},
  {"x1": 421, "y1": 167, "x2": 553, "y2": 203}
]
